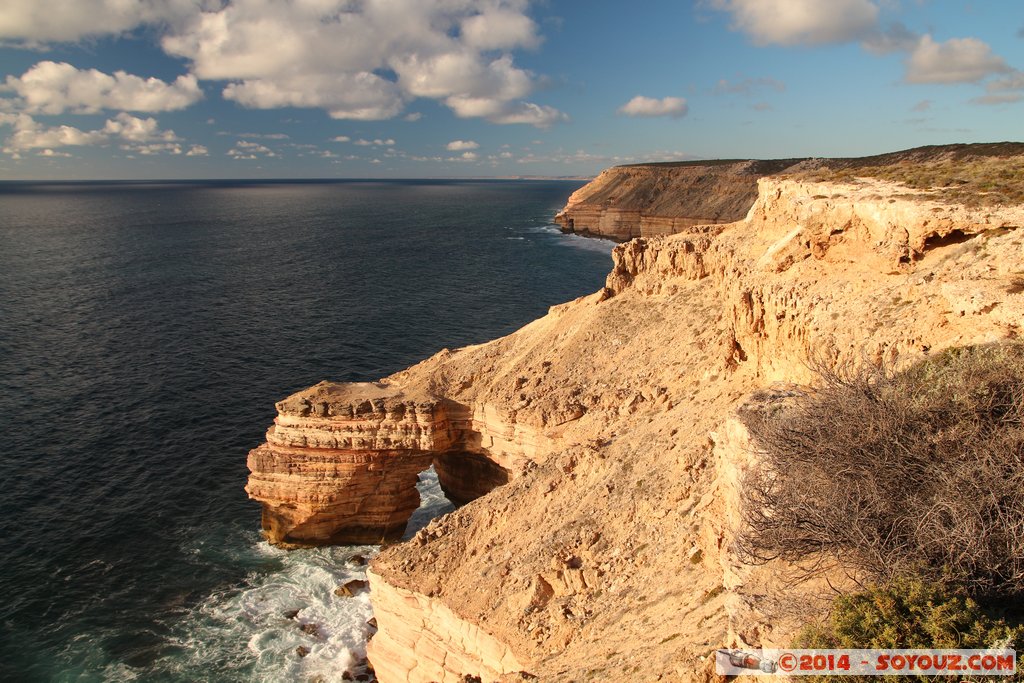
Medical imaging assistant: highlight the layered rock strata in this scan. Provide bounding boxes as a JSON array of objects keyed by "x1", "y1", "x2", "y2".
[
  {"x1": 245, "y1": 381, "x2": 455, "y2": 546},
  {"x1": 553, "y1": 159, "x2": 802, "y2": 240},
  {"x1": 246, "y1": 379, "x2": 559, "y2": 546},
  {"x1": 246, "y1": 146, "x2": 1024, "y2": 681}
]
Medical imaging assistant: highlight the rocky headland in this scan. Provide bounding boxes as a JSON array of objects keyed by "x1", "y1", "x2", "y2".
[{"x1": 246, "y1": 143, "x2": 1024, "y2": 681}]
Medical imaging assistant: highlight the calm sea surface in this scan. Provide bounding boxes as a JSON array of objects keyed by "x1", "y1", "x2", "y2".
[{"x1": 0, "y1": 179, "x2": 613, "y2": 682}]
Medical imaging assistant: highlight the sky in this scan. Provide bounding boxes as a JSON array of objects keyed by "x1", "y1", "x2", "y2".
[{"x1": 0, "y1": 0, "x2": 1022, "y2": 180}]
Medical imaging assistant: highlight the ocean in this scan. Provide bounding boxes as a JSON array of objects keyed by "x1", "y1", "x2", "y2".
[{"x1": 0, "y1": 179, "x2": 613, "y2": 682}]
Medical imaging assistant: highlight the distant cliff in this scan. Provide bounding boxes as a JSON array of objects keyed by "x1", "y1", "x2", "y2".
[
  {"x1": 555, "y1": 143, "x2": 1024, "y2": 241},
  {"x1": 553, "y1": 159, "x2": 803, "y2": 241}
]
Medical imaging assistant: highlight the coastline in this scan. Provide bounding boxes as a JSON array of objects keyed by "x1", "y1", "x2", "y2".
[{"x1": 244, "y1": 144, "x2": 1024, "y2": 682}]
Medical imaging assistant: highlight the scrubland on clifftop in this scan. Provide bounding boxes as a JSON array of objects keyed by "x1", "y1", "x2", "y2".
[{"x1": 247, "y1": 144, "x2": 1024, "y2": 682}]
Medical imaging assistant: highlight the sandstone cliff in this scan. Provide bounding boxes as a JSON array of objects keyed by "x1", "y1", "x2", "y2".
[
  {"x1": 246, "y1": 145, "x2": 1024, "y2": 681},
  {"x1": 553, "y1": 159, "x2": 802, "y2": 241},
  {"x1": 553, "y1": 143, "x2": 1024, "y2": 242}
]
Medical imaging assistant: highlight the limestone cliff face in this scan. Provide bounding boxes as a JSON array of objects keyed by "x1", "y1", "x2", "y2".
[
  {"x1": 246, "y1": 152, "x2": 1024, "y2": 681},
  {"x1": 553, "y1": 159, "x2": 802, "y2": 241}
]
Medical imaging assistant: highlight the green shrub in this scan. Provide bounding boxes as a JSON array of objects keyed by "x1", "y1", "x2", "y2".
[
  {"x1": 796, "y1": 578, "x2": 1022, "y2": 682},
  {"x1": 800, "y1": 578, "x2": 1022, "y2": 650}
]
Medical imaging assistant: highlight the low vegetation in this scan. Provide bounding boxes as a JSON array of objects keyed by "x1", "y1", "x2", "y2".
[
  {"x1": 793, "y1": 144, "x2": 1024, "y2": 207},
  {"x1": 799, "y1": 578, "x2": 1022, "y2": 650},
  {"x1": 796, "y1": 578, "x2": 1022, "y2": 682}
]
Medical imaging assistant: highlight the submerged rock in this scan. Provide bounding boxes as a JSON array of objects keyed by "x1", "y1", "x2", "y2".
[{"x1": 334, "y1": 579, "x2": 368, "y2": 597}]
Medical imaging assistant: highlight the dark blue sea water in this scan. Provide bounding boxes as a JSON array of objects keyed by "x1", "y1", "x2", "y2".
[{"x1": 0, "y1": 180, "x2": 613, "y2": 682}]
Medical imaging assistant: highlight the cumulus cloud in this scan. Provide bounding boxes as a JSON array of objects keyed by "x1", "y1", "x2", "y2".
[
  {"x1": 157, "y1": 0, "x2": 564, "y2": 126},
  {"x1": 228, "y1": 140, "x2": 277, "y2": 159},
  {"x1": 446, "y1": 139, "x2": 479, "y2": 151},
  {"x1": 710, "y1": 0, "x2": 879, "y2": 46},
  {"x1": 460, "y1": 6, "x2": 539, "y2": 51},
  {"x1": 331, "y1": 135, "x2": 351, "y2": 143},
  {"x1": 128, "y1": 142, "x2": 183, "y2": 155},
  {"x1": 2, "y1": 111, "x2": 178, "y2": 153},
  {"x1": 103, "y1": 112, "x2": 178, "y2": 142},
  {"x1": 0, "y1": 0, "x2": 202, "y2": 44},
  {"x1": 6, "y1": 61, "x2": 201, "y2": 115},
  {"x1": 2, "y1": 1, "x2": 564, "y2": 127},
  {"x1": 484, "y1": 102, "x2": 568, "y2": 126},
  {"x1": 186, "y1": 144, "x2": 208, "y2": 156},
  {"x1": 222, "y1": 72, "x2": 404, "y2": 121},
  {"x1": 617, "y1": 96, "x2": 689, "y2": 119},
  {"x1": 353, "y1": 138, "x2": 395, "y2": 147},
  {"x1": 3, "y1": 114, "x2": 106, "y2": 152},
  {"x1": 905, "y1": 35, "x2": 1012, "y2": 83}
]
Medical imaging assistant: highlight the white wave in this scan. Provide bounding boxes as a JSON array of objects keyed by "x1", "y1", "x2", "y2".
[
  {"x1": 524, "y1": 224, "x2": 617, "y2": 253},
  {"x1": 151, "y1": 467, "x2": 454, "y2": 681}
]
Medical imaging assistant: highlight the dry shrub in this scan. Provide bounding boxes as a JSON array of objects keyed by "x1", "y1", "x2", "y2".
[{"x1": 738, "y1": 344, "x2": 1024, "y2": 599}]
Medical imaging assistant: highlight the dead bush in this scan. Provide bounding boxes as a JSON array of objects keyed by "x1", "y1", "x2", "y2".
[{"x1": 738, "y1": 344, "x2": 1024, "y2": 599}]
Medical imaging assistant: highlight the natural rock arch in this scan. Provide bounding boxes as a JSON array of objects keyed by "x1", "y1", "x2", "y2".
[{"x1": 245, "y1": 381, "x2": 511, "y2": 546}]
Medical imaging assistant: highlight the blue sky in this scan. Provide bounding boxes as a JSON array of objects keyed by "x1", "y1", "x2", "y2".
[{"x1": 0, "y1": 0, "x2": 1022, "y2": 179}]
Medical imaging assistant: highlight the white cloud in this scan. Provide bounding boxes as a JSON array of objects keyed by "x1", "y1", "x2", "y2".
[
  {"x1": 403, "y1": 112, "x2": 423, "y2": 122},
  {"x1": 103, "y1": 112, "x2": 177, "y2": 142},
  {"x1": 710, "y1": 0, "x2": 879, "y2": 46},
  {"x1": 156, "y1": 0, "x2": 563, "y2": 125},
  {"x1": 228, "y1": 140, "x2": 277, "y2": 159},
  {"x1": 3, "y1": 113, "x2": 105, "y2": 152},
  {"x1": 460, "y1": 7, "x2": 539, "y2": 50},
  {"x1": 38, "y1": 148, "x2": 73, "y2": 157},
  {"x1": 453, "y1": 151, "x2": 479, "y2": 161},
  {"x1": 483, "y1": 102, "x2": 568, "y2": 127},
  {"x1": 447, "y1": 139, "x2": 479, "y2": 151},
  {"x1": 6, "y1": 61, "x2": 201, "y2": 115},
  {"x1": 353, "y1": 138, "x2": 395, "y2": 147},
  {"x1": 222, "y1": 72, "x2": 404, "y2": 121},
  {"x1": 128, "y1": 142, "x2": 183, "y2": 155},
  {"x1": 331, "y1": 135, "x2": 351, "y2": 143},
  {"x1": 3, "y1": 111, "x2": 181, "y2": 154},
  {"x1": 618, "y1": 95, "x2": 689, "y2": 118},
  {"x1": 3, "y1": 1, "x2": 565, "y2": 127},
  {"x1": 906, "y1": 35, "x2": 1011, "y2": 84},
  {"x1": 0, "y1": 0, "x2": 200, "y2": 44},
  {"x1": 186, "y1": 144, "x2": 208, "y2": 156}
]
